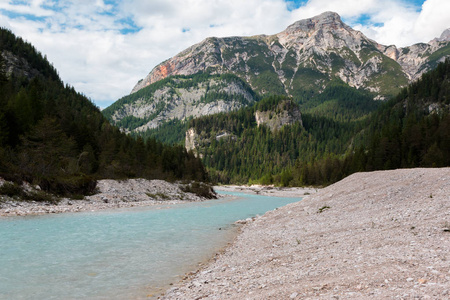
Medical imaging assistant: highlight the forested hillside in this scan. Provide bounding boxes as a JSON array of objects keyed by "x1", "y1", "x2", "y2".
[
  {"x1": 170, "y1": 60, "x2": 449, "y2": 186},
  {"x1": 185, "y1": 91, "x2": 373, "y2": 185},
  {"x1": 0, "y1": 28, "x2": 208, "y2": 198},
  {"x1": 292, "y1": 59, "x2": 450, "y2": 186}
]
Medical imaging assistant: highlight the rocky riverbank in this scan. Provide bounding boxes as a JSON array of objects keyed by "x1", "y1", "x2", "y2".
[
  {"x1": 0, "y1": 178, "x2": 212, "y2": 217},
  {"x1": 162, "y1": 168, "x2": 450, "y2": 299},
  {"x1": 215, "y1": 185, "x2": 317, "y2": 198}
]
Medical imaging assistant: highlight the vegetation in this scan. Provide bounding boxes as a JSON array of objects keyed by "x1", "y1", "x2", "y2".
[
  {"x1": 0, "y1": 28, "x2": 209, "y2": 199},
  {"x1": 133, "y1": 118, "x2": 189, "y2": 145},
  {"x1": 182, "y1": 93, "x2": 367, "y2": 185},
  {"x1": 290, "y1": 59, "x2": 450, "y2": 186}
]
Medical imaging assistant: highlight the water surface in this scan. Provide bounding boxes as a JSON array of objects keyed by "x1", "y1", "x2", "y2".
[{"x1": 0, "y1": 191, "x2": 300, "y2": 299}]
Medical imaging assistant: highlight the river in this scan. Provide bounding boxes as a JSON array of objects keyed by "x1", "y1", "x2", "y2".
[{"x1": 0, "y1": 190, "x2": 301, "y2": 299}]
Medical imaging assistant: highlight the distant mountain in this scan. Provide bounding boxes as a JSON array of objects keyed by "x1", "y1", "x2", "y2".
[
  {"x1": 106, "y1": 12, "x2": 450, "y2": 134},
  {"x1": 0, "y1": 28, "x2": 210, "y2": 198}
]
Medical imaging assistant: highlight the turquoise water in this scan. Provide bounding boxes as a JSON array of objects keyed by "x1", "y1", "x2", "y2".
[{"x1": 0, "y1": 191, "x2": 300, "y2": 299}]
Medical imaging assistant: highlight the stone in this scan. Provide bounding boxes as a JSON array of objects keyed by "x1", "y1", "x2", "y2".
[{"x1": 418, "y1": 278, "x2": 427, "y2": 284}]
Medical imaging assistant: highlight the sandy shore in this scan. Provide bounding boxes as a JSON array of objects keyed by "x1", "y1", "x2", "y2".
[
  {"x1": 162, "y1": 168, "x2": 450, "y2": 299},
  {"x1": 0, "y1": 179, "x2": 210, "y2": 217}
]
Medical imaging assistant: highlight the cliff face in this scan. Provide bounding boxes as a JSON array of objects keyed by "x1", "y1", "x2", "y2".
[
  {"x1": 131, "y1": 12, "x2": 450, "y2": 98},
  {"x1": 103, "y1": 74, "x2": 257, "y2": 132},
  {"x1": 255, "y1": 100, "x2": 302, "y2": 132},
  {"x1": 1, "y1": 50, "x2": 42, "y2": 79},
  {"x1": 185, "y1": 128, "x2": 198, "y2": 153}
]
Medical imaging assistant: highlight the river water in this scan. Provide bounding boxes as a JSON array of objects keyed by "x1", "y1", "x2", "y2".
[{"x1": 0, "y1": 191, "x2": 300, "y2": 299}]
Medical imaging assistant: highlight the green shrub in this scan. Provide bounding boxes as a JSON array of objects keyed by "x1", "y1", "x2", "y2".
[
  {"x1": 38, "y1": 175, "x2": 97, "y2": 197},
  {"x1": 0, "y1": 182, "x2": 24, "y2": 197},
  {"x1": 181, "y1": 182, "x2": 217, "y2": 199},
  {"x1": 24, "y1": 190, "x2": 59, "y2": 204}
]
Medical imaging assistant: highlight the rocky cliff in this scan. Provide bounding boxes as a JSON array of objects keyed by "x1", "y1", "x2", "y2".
[
  {"x1": 255, "y1": 99, "x2": 302, "y2": 132},
  {"x1": 103, "y1": 74, "x2": 257, "y2": 132},
  {"x1": 1, "y1": 50, "x2": 43, "y2": 79}
]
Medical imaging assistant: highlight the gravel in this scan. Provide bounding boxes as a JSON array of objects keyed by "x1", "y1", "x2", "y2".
[
  {"x1": 0, "y1": 178, "x2": 208, "y2": 216},
  {"x1": 161, "y1": 168, "x2": 450, "y2": 299}
]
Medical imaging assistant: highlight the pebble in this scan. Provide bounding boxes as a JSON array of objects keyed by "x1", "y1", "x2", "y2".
[{"x1": 418, "y1": 278, "x2": 427, "y2": 284}]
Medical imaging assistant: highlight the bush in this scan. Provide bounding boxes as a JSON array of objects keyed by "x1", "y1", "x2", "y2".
[
  {"x1": 23, "y1": 190, "x2": 59, "y2": 204},
  {"x1": 0, "y1": 182, "x2": 24, "y2": 197},
  {"x1": 0, "y1": 182, "x2": 59, "y2": 203},
  {"x1": 38, "y1": 175, "x2": 97, "y2": 197},
  {"x1": 181, "y1": 182, "x2": 217, "y2": 199}
]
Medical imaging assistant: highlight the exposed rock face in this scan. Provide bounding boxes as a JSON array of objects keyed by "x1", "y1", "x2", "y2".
[
  {"x1": 255, "y1": 100, "x2": 302, "y2": 132},
  {"x1": 185, "y1": 128, "x2": 199, "y2": 153},
  {"x1": 104, "y1": 75, "x2": 257, "y2": 132},
  {"x1": 1, "y1": 50, "x2": 41, "y2": 79},
  {"x1": 131, "y1": 12, "x2": 450, "y2": 97}
]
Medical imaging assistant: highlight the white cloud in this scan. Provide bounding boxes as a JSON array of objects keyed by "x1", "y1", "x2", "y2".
[
  {"x1": 414, "y1": 0, "x2": 450, "y2": 41},
  {"x1": 0, "y1": 0, "x2": 449, "y2": 108}
]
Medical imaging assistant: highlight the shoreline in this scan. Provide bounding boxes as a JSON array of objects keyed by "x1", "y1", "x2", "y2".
[
  {"x1": 0, "y1": 179, "x2": 316, "y2": 217},
  {"x1": 153, "y1": 186, "x2": 315, "y2": 299},
  {"x1": 0, "y1": 178, "x2": 209, "y2": 217},
  {"x1": 214, "y1": 185, "x2": 318, "y2": 198},
  {"x1": 161, "y1": 168, "x2": 450, "y2": 299}
]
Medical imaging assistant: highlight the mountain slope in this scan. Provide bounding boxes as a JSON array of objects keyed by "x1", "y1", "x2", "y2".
[
  {"x1": 291, "y1": 59, "x2": 450, "y2": 186},
  {"x1": 103, "y1": 73, "x2": 258, "y2": 132},
  {"x1": 183, "y1": 94, "x2": 370, "y2": 184}
]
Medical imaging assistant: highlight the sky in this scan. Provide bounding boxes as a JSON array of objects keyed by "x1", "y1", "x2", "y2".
[{"x1": 0, "y1": 0, "x2": 449, "y2": 108}]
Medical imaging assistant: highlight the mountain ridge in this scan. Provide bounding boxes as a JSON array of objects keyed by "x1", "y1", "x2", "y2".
[
  {"x1": 131, "y1": 11, "x2": 450, "y2": 96},
  {"x1": 105, "y1": 11, "x2": 449, "y2": 143}
]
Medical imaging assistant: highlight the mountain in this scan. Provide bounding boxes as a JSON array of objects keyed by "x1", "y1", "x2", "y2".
[
  {"x1": 133, "y1": 11, "x2": 449, "y2": 95},
  {"x1": 0, "y1": 28, "x2": 210, "y2": 198},
  {"x1": 106, "y1": 12, "x2": 450, "y2": 135}
]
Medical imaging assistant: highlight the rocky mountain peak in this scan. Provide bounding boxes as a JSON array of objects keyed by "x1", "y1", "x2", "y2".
[
  {"x1": 282, "y1": 11, "x2": 345, "y2": 34},
  {"x1": 436, "y1": 28, "x2": 450, "y2": 42},
  {"x1": 129, "y1": 12, "x2": 449, "y2": 98},
  {"x1": 276, "y1": 11, "x2": 368, "y2": 54}
]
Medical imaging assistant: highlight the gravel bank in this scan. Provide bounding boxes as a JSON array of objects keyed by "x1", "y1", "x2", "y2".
[
  {"x1": 162, "y1": 168, "x2": 450, "y2": 299},
  {"x1": 0, "y1": 178, "x2": 209, "y2": 216},
  {"x1": 215, "y1": 185, "x2": 318, "y2": 198}
]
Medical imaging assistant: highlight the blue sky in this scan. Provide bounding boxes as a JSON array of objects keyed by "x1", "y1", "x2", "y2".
[{"x1": 0, "y1": 0, "x2": 449, "y2": 108}]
